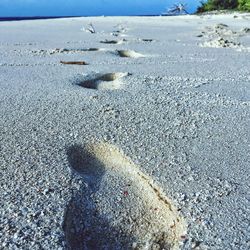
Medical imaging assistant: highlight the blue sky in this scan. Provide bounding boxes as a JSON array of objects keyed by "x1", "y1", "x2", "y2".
[{"x1": 0, "y1": 0, "x2": 202, "y2": 17}]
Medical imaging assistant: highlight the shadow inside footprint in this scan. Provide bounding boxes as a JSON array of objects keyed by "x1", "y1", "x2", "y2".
[
  {"x1": 141, "y1": 39, "x2": 155, "y2": 42},
  {"x1": 63, "y1": 143, "x2": 186, "y2": 250},
  {"x1": 66, "y1": 145, "x2": 105, "y2": 189},
  {"x1": 76, "y1": 72, "x2": 128, "y2": 90}
]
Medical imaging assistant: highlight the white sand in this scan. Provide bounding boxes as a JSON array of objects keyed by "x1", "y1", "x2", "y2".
[{"x1": 0, "y1": 13, "x2": 249, "y2": 249}]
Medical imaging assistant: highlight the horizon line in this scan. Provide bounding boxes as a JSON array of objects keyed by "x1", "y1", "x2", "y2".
[{"x1": 0, "y1": 13, "x2": 193, "y2": 20}]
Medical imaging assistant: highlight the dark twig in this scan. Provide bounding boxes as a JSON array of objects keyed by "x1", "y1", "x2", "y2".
[
  {"x1": 88, "y1": 23, "x2": 96, "y2": 34},
  {"x1": 60, "y1": 61, "x2": 88, "y2": 65}
]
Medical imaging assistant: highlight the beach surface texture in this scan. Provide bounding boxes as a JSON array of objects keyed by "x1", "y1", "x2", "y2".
[{"x1": 0, "y1": 13, "x2": 249, "y2": 249}]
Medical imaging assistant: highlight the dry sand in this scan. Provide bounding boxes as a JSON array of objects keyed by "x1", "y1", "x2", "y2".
[{"x1": 0, "y1": 13, "x2": 249, "y2": 249}]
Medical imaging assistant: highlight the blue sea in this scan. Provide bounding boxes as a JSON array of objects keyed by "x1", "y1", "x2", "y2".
[
  {"x1": 0, "y1": 14, "x2": 181, "y2": 22},
  {"x1": 0, "y1": 16, "x2": 81, "y2": 22}
]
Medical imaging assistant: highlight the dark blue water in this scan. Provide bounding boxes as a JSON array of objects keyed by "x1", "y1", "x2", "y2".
[
  {"x1": 0, "y1": 14, "x2": 181, "y2": 22},
  {"x1": 0, "y1": 16, "x2": 81, "y2": 22}
]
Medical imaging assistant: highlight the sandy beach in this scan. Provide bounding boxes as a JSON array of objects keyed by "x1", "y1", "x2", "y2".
[{"x1": 0, "y1": 13, "x2": 249, "y2": 249}]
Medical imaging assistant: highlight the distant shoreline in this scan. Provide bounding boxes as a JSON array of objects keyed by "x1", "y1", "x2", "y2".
[
  {"x1": 0, "y1": 14, "x2": 186, "y2": 22},
  {"x1": 1, "y1": 11, "x2": 248, "y2": 22}
]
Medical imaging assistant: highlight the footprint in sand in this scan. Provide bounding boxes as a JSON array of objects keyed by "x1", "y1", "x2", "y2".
[
  {"x1": 140, "y1": 38, "x2": 155, "y2": 42},
  {"x1": 198, "y1": 24, "x2": 243, "y2": 49},
  {"x1": 111, "y1": 25, "x2": 129, "y2": 37},
  {"x1": 63, "y1": 143, "x2": 186, "y2": 250},
  {"x1": 31, "y1": 47, "x2": 105, "y2": 56},
  {"x1": 100, "y1": 39, "x2": 126, "y2": 45},
  {"x1": 75, "y1": 72, "x2": 129, "y2": 90},
  {"x1": 241, "y1": 27, "x2": 250, "y2": 34},
  {"x1": 116, "y1": 50, "x2": 145, "y2": 58},
  {"x1": 111, "y1": 29, "x2": 129, "y2": 38},
  {"x1": 82, "y1": 48, "x2": 105, "y2": 52}
]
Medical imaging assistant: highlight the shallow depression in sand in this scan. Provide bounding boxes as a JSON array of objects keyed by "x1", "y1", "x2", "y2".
[
  {"x1": 83, "y1": 48, "x2": 102, "y2": 51},
  {"x1": 141, "y1": 38, "x2": 155, "y2": 42},
  {"x1": 100, "y1": 39, "x2": 125, "y2": 44},
  {"x1": 76, "y1": 72, "x2": 129, "y2": 90},
  {"x1": 117, "y1": 50, "x2": 145, "y2": 58},
  {"x1": 63, "y1": 143, "x2": 187, "y2": 249}
]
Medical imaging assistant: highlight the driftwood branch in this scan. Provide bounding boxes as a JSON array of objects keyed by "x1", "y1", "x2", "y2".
[{"x1": 60, "y1": 61, "x2": 88, "y2": 65}]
